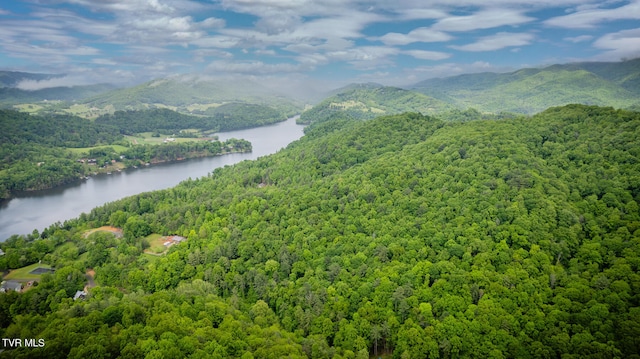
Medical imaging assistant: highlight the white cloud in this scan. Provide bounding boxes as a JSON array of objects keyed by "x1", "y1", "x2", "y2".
[
  {"x1": 92, "y1": 58, "x2": 119, "y2": 66},
  {"x1": 326, "y1": 46, "x2": 399, "y2": 69},
  {"x1": 255, "y1": 49, "x2": 277, "y2": 56},
  {"x1": 433, "y1": 9, "x2": 535, "y2": 32},
  {"x1": 374, "y1": 0, "x2": 595, "y2": 6},
  {"x1": 222, "y1": 0, "x2": 312, "y2": 11},
  {"x1": 206, "y1": 60, "x2": 310, "y2": 75},
  {"x1": 564, "y1": 35, "x2": 594, "y2": 43},
  {"x1": 199, "y1": 17, "x2": 226, "y2": 29},
  {"x1": 15, "y1": 76, "x2": 89, "y2": 90},
  {"x1": 192, "y1": 48, "x2": 233, "y2": 63},
  {"x1": 294, "y1": 13, "x2": 383, "y2": 40},
  {"x1": 63, "y1": 0, "x2": 205, "y2": 15},
  {"x1": 394, "y1": 8, "x2": 448, "y2": 21},
  {"x1": 545, "y1": 0, "x2": 640, "y2": 28},
  {"x1": 593, "y1": 28, "x2": 640, "y2": 60},
  {"x1": 451, "y1": 32, "x2": 534, "y2": 52},
  {"x1": 405, "y1": 61, "x2": 506, "y2": 80},
  {"x1": 13, "y1": 65, "x2": 141, "y2": 89},
  {"x1": 376, "y1": 27, "x2": 452, "y2": 46},
  {"x1": 403, "y1": 50, "x2": 451, "y2": 60},
  {"x1": 125, "y1": 45, "x2": 171, "y2": 55},
  {"x1": 0, "y1": 0, "x2": 635, "y2": 86}
]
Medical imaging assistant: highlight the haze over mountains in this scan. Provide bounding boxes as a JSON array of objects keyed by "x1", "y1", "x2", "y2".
[
  {"x1": 2, "y1": 59, "x2": 638, "y2": 119},
  {"x1": 410, "y1": 58, "x2": 640, "y2": 114}
]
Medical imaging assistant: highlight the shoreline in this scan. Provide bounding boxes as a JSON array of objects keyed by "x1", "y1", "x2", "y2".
[{"x1": 0, "y1": 148, "x2": 252, "y2": 201}]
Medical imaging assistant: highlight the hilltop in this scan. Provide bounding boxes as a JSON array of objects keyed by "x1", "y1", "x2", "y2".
[
  {"x1": 81, "y1": 76, "x2": 303, "y2": 115},
  {"x1": 298, "y1": 85, "x2": 454, "y2": 124},
  {"x1": 411, "y1": 59, "x2": 640, "y2": 114}
]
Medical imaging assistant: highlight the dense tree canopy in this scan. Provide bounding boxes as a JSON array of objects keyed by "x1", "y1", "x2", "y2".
[
  {"x1": 1, "y1": 104, "x2": 639, "y2": 358},
  {"x1": 96, "y1": 106, "x2": 287, "y2": 135},
  {"x1": 298, "y1": 86, "x2": 453, "y2": 125}
]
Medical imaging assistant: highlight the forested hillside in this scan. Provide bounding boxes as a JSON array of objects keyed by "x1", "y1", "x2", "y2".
[
  {"x1": 0, "y1": 84, "x2": 117, "y2": 106},
  {"x1": 0, "y1": 110, "x2": 123, "y2": 198},
  {"x1": 411, "y1": 59, "x2": 640, "y2": 114},
  {"x1": 0, "y1": 109, "x2": 252, "y2": 199},
  {"x1": 95, "y1": 107, "x2": 287, "y2": 134},
  {"x1": 1, "y1": 105, "x2": 638, "y2": 358},
  {"x1": 298, "y1": 86, "x2": 453, "y2": 125}
]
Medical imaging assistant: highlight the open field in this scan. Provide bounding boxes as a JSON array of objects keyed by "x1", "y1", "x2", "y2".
[
  {"x1": 67, "y1": 144, "x2": 130, "y2": 155},
  {"x1": 150, "y1": 103, "x2": 176, "y2": 110},
  {"x1": 142, "y1": 253, "x2": 163, "y2": 262},
  {"x1": 12, "y1": 103, "x2": 44, "y2": 113},
  {"x1": 63, "y1": 104, "x2": 115, "y2": 119},
  {"x1": 185, "y1": 103, "x2": 223, "y2": 112},
  {"x1": 3, "y1": 262, "x2": 53, "y2": 281},
  {"x1": 125, "y1": 132, "x2": 214, "y2": 145},
  {"x1": 144, "y1": 233, "x2": 167, "y2": 254},
  {"x1": 84, "y1": 226, "x2": 123, "y2": 238}
]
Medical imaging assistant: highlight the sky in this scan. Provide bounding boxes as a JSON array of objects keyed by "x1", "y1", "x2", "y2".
[{"x1": 1, "y1": 0, "x2": 639, "y2": 92}]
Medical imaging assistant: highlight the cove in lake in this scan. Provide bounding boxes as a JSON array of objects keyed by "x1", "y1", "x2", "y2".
[{"x1": 0, "y1": 116, "x2": 305, "y2": 241}]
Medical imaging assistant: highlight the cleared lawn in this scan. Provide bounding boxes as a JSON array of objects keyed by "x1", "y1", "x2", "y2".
[
  {"x1": 185, "y1": 103, "x2": 223, "y2": 112},
  {"x1": 4, "y1": 263, "x2": 53, "y2": 281},
  {"x1": 142, "y1": 253, "x2": 163, "y2": 262},
  {"x1": 144, "y1": 233, "x2": 168, "y2": 255},
  {"x1": 13, "y1": 104, "x2": 44, "y2": 113},
  {"x1": 84, "y1": 226, "x2": 123, "y2": 238},
  {"x1": 62, "y1": 104, "x2": 115, "y2": 119},
  {"x1": 127, "y1": 133, "x2": 210, "y2": 144},
  {"x1": 67, "y1": 145, "x2": 129, "y2": 156}
]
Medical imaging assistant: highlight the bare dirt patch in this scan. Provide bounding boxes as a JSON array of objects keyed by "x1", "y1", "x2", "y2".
[{"x1": 85, "y1": 269, "x2": 96, "y2": 291}]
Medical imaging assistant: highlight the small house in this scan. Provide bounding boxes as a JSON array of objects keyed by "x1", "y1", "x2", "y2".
[
  {"x1": 1, "y1": 281, "x2": 23, "y2": 293},
  {"x1": 73, "y1": 290, "x2": 87, "y2": 301}
]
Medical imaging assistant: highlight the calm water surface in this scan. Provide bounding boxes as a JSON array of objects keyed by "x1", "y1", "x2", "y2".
[{"x1": 0, "y1": 116, "x2": 304, "y2": 241}]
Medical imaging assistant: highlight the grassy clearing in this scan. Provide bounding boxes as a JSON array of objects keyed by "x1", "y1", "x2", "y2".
[
  {"x1": 13, "y1": 104, "x2": 44, "y2": 113},
  {"x1": 142, "y1": 253, "x2": 163, "y2": 262},
  {"x1": 67, "y1": 145, "x2": 129, "y2": 156},
  {"x1": 144, "y1": 233, "x2": 167, "y2": 255},
  {"x1": 124, "y1": 133, "x2": 212, "y2": 145},
  {"x1": 62, "y1": 104, "x2": 115, "y2": 119},
  {"x1": 151, "y1": 103, "x2": 178, "y2": 111},
  {"x1": 84, "y1": 226, "x2": 123, "y2": 238},
  {"x1": 4, "y1": 263, "x2": 53, "y2": 281},
  {"x1": 185, "y1": 103, "x2": 223, "y2": 112}
]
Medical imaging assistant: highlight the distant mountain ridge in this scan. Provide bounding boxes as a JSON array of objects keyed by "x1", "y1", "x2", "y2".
[
  {"x1": 410, "y1": 58, "x2": 640, "y2": 114},
  {"x1": 81, "y1": 76, "x2": 303, "y2": 115},
  {"x1": 0, "y1": 71, "x2": 116, "y2": 105},
  {"x1": 0, "y1": 84, "x2": 117, "y2": 105},
  {"x1": 0, "y1": 71, "x2": 55, "y2": 88},
  {"x1": 299, "y1": 85, "x2": 454, "y2": 124}
]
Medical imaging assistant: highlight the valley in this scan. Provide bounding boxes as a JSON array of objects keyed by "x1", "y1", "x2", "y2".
[{"x1": 0, "y1": 60, "x2": 639, "y2": 358}]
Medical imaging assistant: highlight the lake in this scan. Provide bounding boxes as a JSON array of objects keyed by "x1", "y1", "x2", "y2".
[{"x1": 0, "y1": 116, "x2": 305, "y2": 241}]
